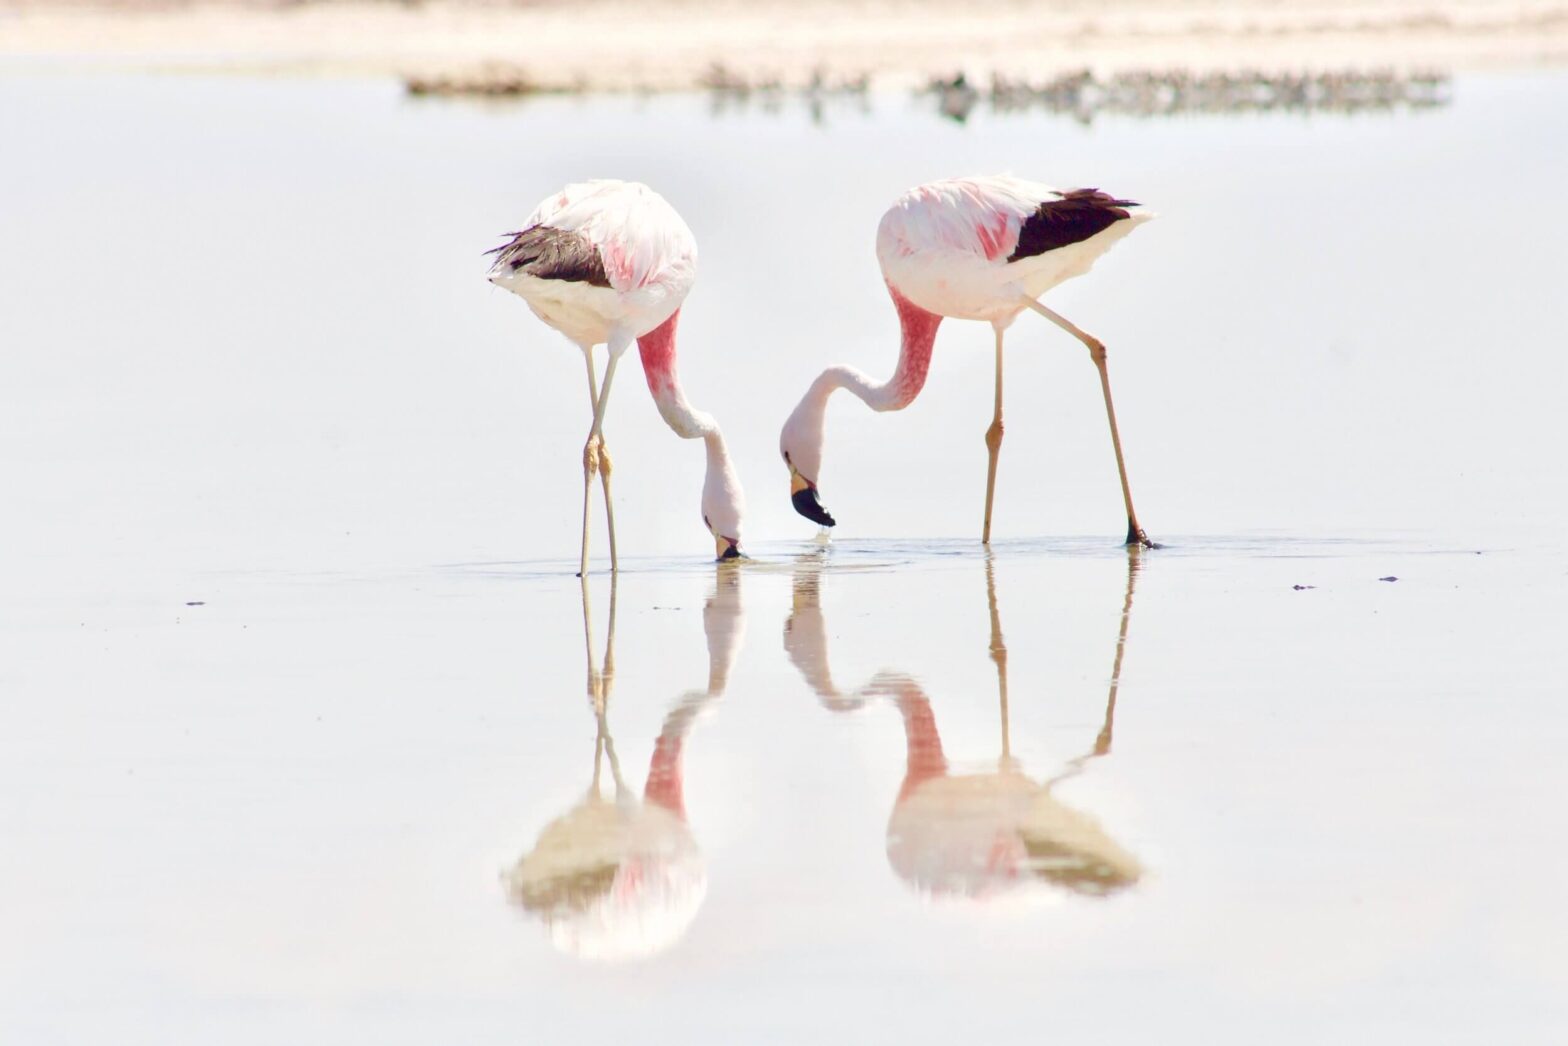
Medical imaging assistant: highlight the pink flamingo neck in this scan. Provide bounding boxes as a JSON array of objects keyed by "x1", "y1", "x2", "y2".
[
  {"x1": 637, "y1": 310, "x2": 719, "y2": 438},
  {"x1": 630, "y1": 310, "x2": 718, "y2": 432},
  {"x1": 807, "y1": 285, "x2": 940, "y2": 414},
  {"x1": 635, "y1": 309, "x2": 742, "y2": 515},
  {"x1": 883, "y1": 285, "x2": 942, "y2": 409},
  {"x1": 781, "y1": 285, "x2": 941, "y2": 482}
]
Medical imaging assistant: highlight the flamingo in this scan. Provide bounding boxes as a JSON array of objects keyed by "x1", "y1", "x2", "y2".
[
  {"x1": 779, "y1": 175, "x2": 1156, "y2": 547},
  {"x1": 487, "y1": 179, "x2": 745, "y2": 574}
]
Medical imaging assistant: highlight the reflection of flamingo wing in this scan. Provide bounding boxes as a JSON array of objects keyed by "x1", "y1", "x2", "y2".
[
  {"x1": 887, "y1": 775, "x2": 1142, "y2": 900},
  {"x1": 505, "y1": 798, "x2": 706, "y2": 961},
  {"x1": 1018, "y1": 793, "x2": 1142, "y2": 896}
]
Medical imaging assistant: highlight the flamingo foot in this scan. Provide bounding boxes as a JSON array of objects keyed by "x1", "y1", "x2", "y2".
[{"x1": 1125, "y1": 521, "x2": 1159, "y2": 549}]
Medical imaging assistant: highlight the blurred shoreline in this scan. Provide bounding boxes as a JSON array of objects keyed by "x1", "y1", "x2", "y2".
[{"x1": 2, "y1": 0, "x2": 1565, "y2": 90}]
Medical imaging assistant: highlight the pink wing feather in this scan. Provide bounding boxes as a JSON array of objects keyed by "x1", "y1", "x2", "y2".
[
  {"x1": 527, "y1": 180, "x2": 695, "y2": 293},
  {"x1": 877, "y1": 176, "x2": 1043, "y2": 265}
]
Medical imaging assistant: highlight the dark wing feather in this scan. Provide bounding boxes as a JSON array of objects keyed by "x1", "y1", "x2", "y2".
[
  {"x1": 1007, "y1": 188, "x2": 1137, "y2": 263},
  {"x1": 486, "y1": 226, "x2": 610, "y2": 287}
]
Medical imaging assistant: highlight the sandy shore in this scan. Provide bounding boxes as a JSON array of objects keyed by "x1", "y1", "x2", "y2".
[{"x1": 2, "y1": 0, "x2": 1565, "y2": 89}]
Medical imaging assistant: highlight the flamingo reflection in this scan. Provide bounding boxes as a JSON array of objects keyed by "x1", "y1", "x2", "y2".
[
  {"x1": 786, "y1": 551, "x2": 1144, "y2": 901},
  {"x1": 505, "y1": 568, "x2": 744, "y2": 959}
]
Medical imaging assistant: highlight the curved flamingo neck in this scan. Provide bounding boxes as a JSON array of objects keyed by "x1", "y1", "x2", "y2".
[
  {"x1": 781, "y1": 285, "x2": 941, "y2": 482},
  {"x1": 636, "y1": 309, "x2": 742, "y2": 523},
  {"x1": 807, "y1": 286, "x2": 940, "y2": 414},
  {"x1": 884, "y1": 284, "x2": 941, "y2": 408},
  {"x1": 637, "y1": 310, "x2": 716, "y2": 438}
]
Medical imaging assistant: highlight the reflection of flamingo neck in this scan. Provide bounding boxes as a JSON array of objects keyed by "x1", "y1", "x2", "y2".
[
  {"x1": 895, "y1": 687, "x2": 948, "y2": 802},
  {"x1": 644, "y1": 729, "x2": 687, "y2": 817}
]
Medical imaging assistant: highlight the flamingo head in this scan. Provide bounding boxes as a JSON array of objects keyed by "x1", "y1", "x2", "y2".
[{"x1": 779, "y1": 406, "x2": 836, "y2": 529}]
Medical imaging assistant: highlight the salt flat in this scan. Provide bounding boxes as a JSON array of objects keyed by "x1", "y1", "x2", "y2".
[{"x1": 3, "y1": 0, "x2": 1566, "y2": 87}]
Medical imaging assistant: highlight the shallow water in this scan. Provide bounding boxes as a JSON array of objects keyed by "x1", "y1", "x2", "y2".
[{"x1": 3, "y1": 67, "x2": 1568, "y2": 1042}]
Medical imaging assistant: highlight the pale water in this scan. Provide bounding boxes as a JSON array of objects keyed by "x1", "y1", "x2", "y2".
[{"x1": 2, "y1": 67, "x2": 1567, "y2": 1043}]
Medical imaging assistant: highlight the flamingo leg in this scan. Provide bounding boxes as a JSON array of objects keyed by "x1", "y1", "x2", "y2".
[
  {"x1": 982, "y1": 324, "x2": 1006, "y2": 544},
  {"x1": 598, "y1": 442, "x2": 618, "y2": 573},
  {"x1": 577, "y1": 344, "x2": 621, "y2": 575},
  {"x1": 587, "y1": 343, "x2": 626, "y2": 573},
  {"x1": 578, "y1": 346, "x2": 601, "y2": 578},
  {"x1": 1020, "y1": 297, "x2": 1156, "y2": 548}
]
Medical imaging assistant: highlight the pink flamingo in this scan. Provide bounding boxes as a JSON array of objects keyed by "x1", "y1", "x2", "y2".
[
  {"x1": 779, "y1": 175, "x2": 1156, "y2": 547},
  {"x1": 488, "y1": 180, "x2": 745, "y2": 574}
]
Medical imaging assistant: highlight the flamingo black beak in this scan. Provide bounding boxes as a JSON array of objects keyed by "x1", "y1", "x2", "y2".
[
  {"x1": 790, "y1": 468, "x2": 836, "y2": 528},
  {"x1": 715, "y1": 535, "x2": 744, "y2": 560}
]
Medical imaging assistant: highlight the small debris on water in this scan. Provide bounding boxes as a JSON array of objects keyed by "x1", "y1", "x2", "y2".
[{"x1": 1379, "y1": 576, "x2": 1399, "y2": 582}]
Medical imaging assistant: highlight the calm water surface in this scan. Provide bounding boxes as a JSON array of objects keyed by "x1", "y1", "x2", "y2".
[{"x1": 3, "y1": 66, "x2": 1567, "y2": 1043}]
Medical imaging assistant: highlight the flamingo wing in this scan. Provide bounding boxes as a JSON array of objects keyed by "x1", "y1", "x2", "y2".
[
  {"x1": 487, "y1": 226, "x2": 610, "y2": 287},
  {"x1": 1008, "y1": 189, "x2": 1139, "y2": 262},
  {"x1": 878, "y1": 177, "x2": 1039, "y2": 265},
  {"x1": 509, "y1": 180, "x2": 695, "y2": 295}
]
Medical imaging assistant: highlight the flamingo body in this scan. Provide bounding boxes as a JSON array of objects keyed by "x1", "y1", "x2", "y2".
[
  {"x1": 876, "y1": 175, "x2": 1152, "y2": 325},
  {"x1": 488, "y1": 179, "x2": 696, "y2": 347}
]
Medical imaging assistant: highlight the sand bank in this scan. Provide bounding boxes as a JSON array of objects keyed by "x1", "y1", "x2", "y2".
[{"x1": 2, "y1": 0, "x2": 1565, "y2": 89}]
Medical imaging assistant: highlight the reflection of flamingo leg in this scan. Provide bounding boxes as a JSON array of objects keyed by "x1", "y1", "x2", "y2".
[
  {"x1": 603, "y1": 571, "x2": 618, "y2": 699},
  {"x1": 592, "y1": 717, "x2": 605, "y2": 793},
  {"x1": 985, "y1": 554, "x2": 1011, "y2": 762},
  {"x1": 1094, "y1": 547, "x2": 1143, "y2": 758},
  {"x1": 580, "y1": 576, "x2": 596, "y2": 708},
  {"x1": 582, "y1": 574, "x2": 624, "y2": 792}
]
